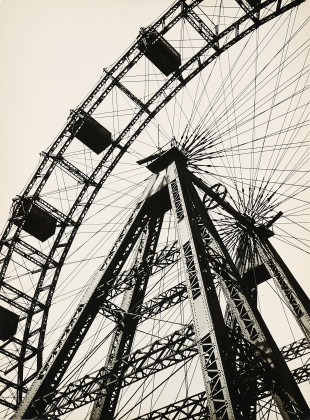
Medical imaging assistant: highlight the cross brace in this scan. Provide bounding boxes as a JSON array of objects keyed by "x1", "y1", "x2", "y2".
[
  {"x1": 13, "y1": 149, "x2": 310, "y2": 420},
  {"x1": 19, "y1": 326, "x2": 308, "y2": 418}
]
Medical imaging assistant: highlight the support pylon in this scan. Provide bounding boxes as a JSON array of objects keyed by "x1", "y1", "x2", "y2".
[{"x1": 13, "y1": 148, "x2": 310, "y2": 420}]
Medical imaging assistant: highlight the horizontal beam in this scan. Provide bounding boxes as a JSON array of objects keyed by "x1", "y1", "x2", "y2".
[
  {"x1": 133, "y1": 365, "x2": 310, "y2": 419},
  {"x1": 37, "y1": 326, "x2": 196, "y2": 417},
  {"x1": 280, "y1": 338, "x2": 309, "y2": 361},
  {"x1": 99, "y1": 241, "x2": 179, "y2": 302},
  {"x1": 31, "y1": 326, "x2": 308, "y2": 418},
  {"x1": 133, "y1": 391, "x2": 207, "y2": 419},
  {"x1": 139, "y1": 283, "x2": 187, "y2": 320}
]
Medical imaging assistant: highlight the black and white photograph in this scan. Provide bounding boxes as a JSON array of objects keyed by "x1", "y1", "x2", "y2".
[{"x1": 0, "y1": 0, "x2": 309, "y2": 418}]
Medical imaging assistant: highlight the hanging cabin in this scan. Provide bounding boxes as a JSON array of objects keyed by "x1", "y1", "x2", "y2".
[
  {"x1": 13, "y1": 198, "x2": 57, "y2": 242},
  {"x1": 71, "y1": 111, "x2": 113, "y2": 154},
  {"x1": 138, "y1": 30, "x2": 181, "y2": 76},
  {"x1": 0, "y1": 306, "x2": 19, "y2": 341}
]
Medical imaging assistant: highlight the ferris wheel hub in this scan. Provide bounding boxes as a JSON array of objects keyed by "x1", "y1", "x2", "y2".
[{"x1": 146, "y1": 147, "x2": 188, "y2": 173}]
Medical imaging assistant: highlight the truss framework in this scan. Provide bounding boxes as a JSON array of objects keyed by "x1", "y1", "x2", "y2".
[
  {"x1": 25, "y1": 328, "x2": 309, "y2": 418},
  {"x1": 12, "y1": 149, "x2": 310, "y2": 420},
  {"x1": 0, "y1": 0, "x2": 306, "y2": 410}
]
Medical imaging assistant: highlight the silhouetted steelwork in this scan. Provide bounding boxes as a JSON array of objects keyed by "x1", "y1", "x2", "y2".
[
  {"x1": 12, "y1": 148, "x2": 310, "y2": 419},
  {"x1": 0, "y1": 0, "x2": 308, "y2": 417}
]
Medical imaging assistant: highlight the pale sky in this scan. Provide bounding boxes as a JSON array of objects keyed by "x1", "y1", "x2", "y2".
[
  {"x1": 1, "y1": 0, "x2": 308, "y2": 282},
  {"x1": 0, "y1": 1, "x2": 309, "y2": 418},
  {"x1": 0, "y1": 0, "x2": 171, "y2": 228}
]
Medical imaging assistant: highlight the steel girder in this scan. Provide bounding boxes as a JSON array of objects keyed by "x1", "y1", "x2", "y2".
[
  {"x1": 12, "y1": 169, "x2": 178, "y2": 419},
  {"x1": 171, "y1": 159, "x2": 309, "y2": 418},
  {"x1": 89, "y1": 215, "x2": 164, "y2": 420},
  {"x1": 1, "y1": 0, "x2": 305, "y2": 409},
  {"x1": 17, "y1": 326, "x2": 308, "y2": 418},
  {"x1": 13, "y1": 150, "x2": 310, "y2": 419}
]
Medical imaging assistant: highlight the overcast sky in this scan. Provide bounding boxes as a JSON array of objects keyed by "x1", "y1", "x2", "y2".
[
  {"x1": 0, "y1": 0, "x2": 309, "y2": 310},
  {"x1": 0, "y1": 0, "x2": 172, "y2": 229},
  {"x1": 0, "y1": 1, "x2": 309, "y2": 417},
  {"x1": 0, "y1": 1, "x2": 309, "y2": 307}
]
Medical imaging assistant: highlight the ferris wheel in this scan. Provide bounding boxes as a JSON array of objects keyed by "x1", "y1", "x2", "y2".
[{"x1": 0, "y1": 0, "x2": 309, "y2": 418}]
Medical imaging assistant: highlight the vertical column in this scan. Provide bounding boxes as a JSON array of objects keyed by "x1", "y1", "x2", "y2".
[
  {"x1": 13, "y1": 174, "x2": 161, "y2": 420},
  {"x1": 258, "y1": 239, "x2": 310, "y2": 343},
  {"x1": 90, "y1": 215, "x2": 163, "y2": 420},
  {"x1": 176, "y1": 163, "x2": 310, "y2": 419},
  {"x1": 166, "y1": 163, "x2": 240, "y2": 419}
]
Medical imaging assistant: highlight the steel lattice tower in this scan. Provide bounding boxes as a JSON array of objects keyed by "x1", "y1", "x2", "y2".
[
  {"x1": 12, "y1": 148, "x2": 310, "y2": 419},
  {"x1": 0, "y1": 0, "x2": 309, "y2": 419}
]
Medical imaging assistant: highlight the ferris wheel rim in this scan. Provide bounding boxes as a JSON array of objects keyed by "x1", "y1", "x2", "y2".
[{"x1": 0, "y1": 0, "x2": 308, "y2": 416}]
